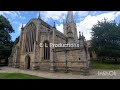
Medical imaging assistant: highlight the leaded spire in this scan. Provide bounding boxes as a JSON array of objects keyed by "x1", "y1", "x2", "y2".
[{"x1": 66, "y1": 11, "x2": 74, "y2": 23}]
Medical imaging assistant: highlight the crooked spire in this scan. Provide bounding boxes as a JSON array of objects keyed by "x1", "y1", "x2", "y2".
[{"x1": 66, "y1": 11, "x2": 74, "y2": 23}]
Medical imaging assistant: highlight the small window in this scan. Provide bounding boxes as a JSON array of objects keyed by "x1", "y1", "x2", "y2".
[
  {"x1": 79, "y1": 58, "x2": 81, "y2": 60},
  {"x1": 43, "y1": 40, "x2": 50, "y2": 60}
]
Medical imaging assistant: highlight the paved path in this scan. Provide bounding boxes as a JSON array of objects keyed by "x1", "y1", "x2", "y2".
[{"x1": 0, "y1": 66, "x2": 120, "y2": 79}]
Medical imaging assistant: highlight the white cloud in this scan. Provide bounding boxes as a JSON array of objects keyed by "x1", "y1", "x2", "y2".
[
  {"x1": 17, "y1": 11, "x2": 21, "y2": 15},
  {"x1": 77, "y1": 11, "x2": 89, "y2": 17},
  {"x1": 56, "y1": 23, "x2": 63, "y2": 33},
  {"x1": 0, "y1": 11, "x2": 20, "y2": 18},
  {"x1": 77, "y1": 11, "x2": 120, "y2": 40},
  {"x1": 0, "y1": 11, "x2": 12, "y2": 15},
  {"x1": 41, "y1": 11, "x2": 86, "y2": 23},
  {"x1": 20, "y1": 16, "x2": 26, "y2": 19},
  {"x1": 41, "y1": 11, "x2": 67, "y2": 22}
]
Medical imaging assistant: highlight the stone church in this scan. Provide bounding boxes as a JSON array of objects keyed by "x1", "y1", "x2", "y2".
[{"x1": 9, "y1": 11, "x2": 90, "y2": 74}]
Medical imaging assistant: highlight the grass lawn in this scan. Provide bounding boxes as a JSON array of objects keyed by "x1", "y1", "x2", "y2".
[
  {"x1": 90, "y1": 61, "x2": 120, "y2": 70},
  {"x1": 0, "y1": 73, "x2": 48, "y2": 79}
]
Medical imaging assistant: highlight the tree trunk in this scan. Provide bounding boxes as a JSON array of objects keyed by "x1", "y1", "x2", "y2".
[
  {"x1": 101, "y1": 57, "x2": 104, "y2": 63},
  {"x1": 115, "y1": 58, "x2": 117, "y2": 63},
  {"x1": 101, "y1": 59, "x2": 103, "y2": 63}
]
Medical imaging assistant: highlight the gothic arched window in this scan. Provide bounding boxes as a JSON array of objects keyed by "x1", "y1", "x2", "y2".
[
  {"x1": 43, "y1": 40, "x2": 50, "y2": 60},
  {"x1": 24, "y1": 22, "x2": 36, "y2": 53}
]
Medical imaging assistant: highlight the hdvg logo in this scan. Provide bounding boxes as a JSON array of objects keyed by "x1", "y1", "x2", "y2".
[{"x1": 98, "y1": 71, "x2": 116, "y2": 76}]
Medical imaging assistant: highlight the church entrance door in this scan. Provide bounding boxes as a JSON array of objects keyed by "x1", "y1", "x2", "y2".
[{"x1": 25, "y1": 55, "x2": 31, "y2": 69}]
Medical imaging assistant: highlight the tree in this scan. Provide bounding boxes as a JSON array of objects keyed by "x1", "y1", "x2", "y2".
[
  {"x1": 14, "y1": 36, "x2": 20, "y2": 45},
  {"x1": 0, "y1": 15, "x2": 14, "y2": 65},
  {"x1": 91, "y1": 18, "x2": 120, "y2": 63}
]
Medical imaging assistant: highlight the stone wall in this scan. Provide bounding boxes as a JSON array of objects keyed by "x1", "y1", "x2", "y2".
[{"x1": 54, "y1": 48, "x2": 89, "y2": 73}]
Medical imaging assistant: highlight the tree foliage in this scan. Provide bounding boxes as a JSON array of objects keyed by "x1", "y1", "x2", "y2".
[
  {"x1": 91, "y1": 18, "x2": 120, "y2": 63},
  {"x1": 14, "y1": 36, "x2": 20, "y2": 45},
  {"x1": 0, "y1": 15, "x2": 14, "y2": 64}
]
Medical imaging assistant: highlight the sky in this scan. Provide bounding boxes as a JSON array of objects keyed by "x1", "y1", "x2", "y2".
[{"x1": 0, "y1": 11, "x2": 120, "y2": 41}]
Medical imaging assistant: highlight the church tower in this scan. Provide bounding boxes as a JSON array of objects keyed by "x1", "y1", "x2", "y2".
[{"x1": 63, "y1": 11, "x2": 78, "y2": 43}]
